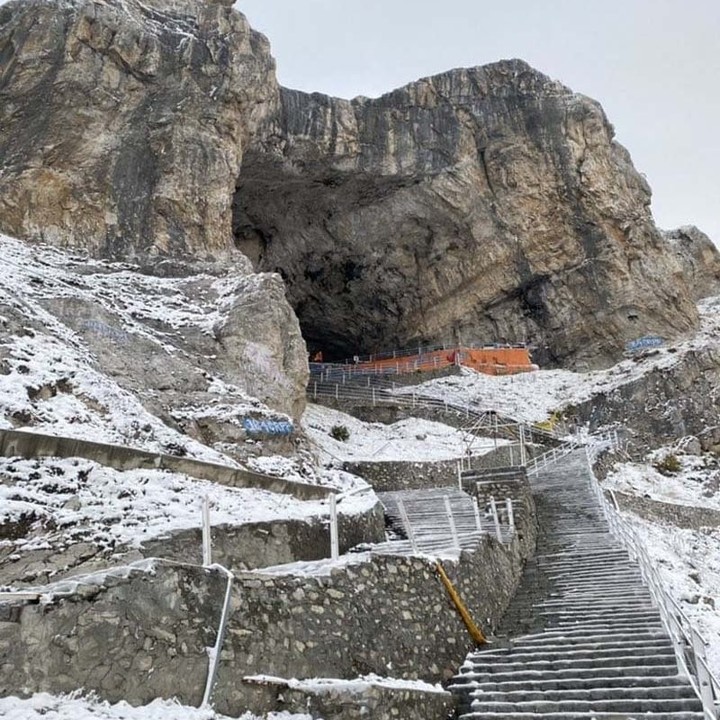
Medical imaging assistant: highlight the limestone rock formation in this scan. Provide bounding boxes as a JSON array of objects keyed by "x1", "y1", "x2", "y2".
[
  {"x1": 664, "y1": 226, "x2": 720, "y2": 301},
  {"x1": 0, "y1": 0, "x2": 277, "y2": 261},
  {"x1": 0, "y1": 0, "x2": 713, "y2": 368},
  {"x1": 235, "y1": 61, "x2": 703, "y2": 366}
]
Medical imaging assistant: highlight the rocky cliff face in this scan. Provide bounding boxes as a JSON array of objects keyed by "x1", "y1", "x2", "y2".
[
  {"x1": 0, "y1": 0, "x2": 276, "y2": 261},
  {"x1": 0, "y1": 0, "x2": 713, "y2": 368},
  {"x1": 235, "y1": 62, "x2": 703, "y2": 365},
  {"x1": 664, "y1": 226, "x2": 720, "y2": 301}
]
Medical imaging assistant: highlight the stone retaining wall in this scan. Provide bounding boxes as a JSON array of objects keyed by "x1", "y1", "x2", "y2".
[
  {"x1": 0, "y1": 523, "x2": 532, "y2": 719},
  {"x1": 343, "y1": 458, "x2": 461, "y2": 491},
  {"x1": 143, "y1": 503, "x2": 386, "y2": 571},
  {"x1": 0, "y1": 561, "x2": 226, "y2": 706},
  {"x1": 610, "y1": 490, "x2": 720, "y2": 529},
  {"x1": 215, "y1": 534, "x2": 528, "y2": 716}
]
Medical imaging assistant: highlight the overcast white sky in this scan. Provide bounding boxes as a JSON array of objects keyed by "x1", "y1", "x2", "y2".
[{"x1": 238, "y1": 0, "x2": 720, "y2": 243}]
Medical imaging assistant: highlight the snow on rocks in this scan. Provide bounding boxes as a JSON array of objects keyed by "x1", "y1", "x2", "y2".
[
  {"x1": 604, "y1": 447, "x2": 720, "y2": 511},
  {"x1": 401, "y1": 296, "x2": 720, "y2": 423},
  {"x1": 301, "y1": 403, "x2": 502, "y2": 462},
  {"x1": 0, "y1": 692, "x2": 310, "y2": 720},
  {"x1": 0, "y1": 456, "x2": 356, "y2": 557},
  {"x1": 0, "y1": 233, "x2": 294, "y2": 463}
]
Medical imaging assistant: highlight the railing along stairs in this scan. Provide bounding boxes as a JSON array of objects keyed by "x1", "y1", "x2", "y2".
[{"x1": 586, "y1": 433, "x2": 720, "y2": 720}]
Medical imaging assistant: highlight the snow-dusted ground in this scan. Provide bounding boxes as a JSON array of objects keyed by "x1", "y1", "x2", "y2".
[
  {"x1": 602, "y1": 449, "x2": 720, "y2": 677},
  {"x1": 401, "y1": 296, "x2": 720, "y2": 424},
  {"x1": 0, "y1": 455, "x2": 376, "y2": 563},
  {"x1": 620, "y1": 514, "x2": 720, "y2": 676},
  {"x1": 0, "y1": 693, "x2": 309, "y2": 720},
  {"x1": 245, "y1": 674, "x2": 446, "y2": 695},
  {"x1": 302, "y1": 403, "x2": 505, "y2": 462},
  {"x1": 604, "y1": 448, "x2": 720, "y2": 511},
  {"x1": 0, "y1": 233, "x2": 285, "y2": 464}
]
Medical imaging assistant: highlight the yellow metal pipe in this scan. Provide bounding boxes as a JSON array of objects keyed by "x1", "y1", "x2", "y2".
[{"x1": 435, "y1": 562, "x2": 487, "y2": 645}]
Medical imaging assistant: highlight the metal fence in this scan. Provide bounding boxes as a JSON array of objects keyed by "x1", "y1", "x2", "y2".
[{"x1": 586, "y1": 436, "x2": 720, "y2": 720}]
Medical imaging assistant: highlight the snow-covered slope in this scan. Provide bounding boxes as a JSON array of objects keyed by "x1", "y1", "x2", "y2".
[
  {"x1": 0, "y1": 234, "x2": 299, "y2": 464},
  {"x1": 401, "y1": 296, "x2": 720, "y2": 424},
  {"x1": 302, "y1": 404, "x2": 505, "y2": 463},
  {"x1": 602, "y1": 450, "x2": 720, "y2": 675}
]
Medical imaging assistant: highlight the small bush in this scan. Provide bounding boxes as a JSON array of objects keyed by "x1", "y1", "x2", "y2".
[
  {"x1": 655, "y1": 453, "x2": 681, "y2": 475},
  {"x1": 330, "y1": 424, "x2": 350, "y2": 442}
]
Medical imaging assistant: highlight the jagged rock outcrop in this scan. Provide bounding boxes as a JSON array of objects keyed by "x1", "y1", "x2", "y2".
[
  {"x1": 664, "y1": 225, "x2": 720, "y2": 301},
  {"x1": 0, "y1": 0, "x2": 277, "y2": 261},
  {"x1": 235, "y1": 62, "x2": 704, "y2": 366},
  {"x1": 0, "y1": 0, "x2": 713, "y2": 367}
]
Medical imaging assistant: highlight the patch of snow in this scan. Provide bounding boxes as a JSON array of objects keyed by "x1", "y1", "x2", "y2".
[
  {"x1": 0, "y1": 693, "x2": 310, "y2": 719},
  {"x1": 302, "y1": 403, "x2": 504, "y2": 462},
  {"x1": 604, "y1": 450, "x2": 720, "y2": 511},
  {"x1": 245, "y1": 673, "x2": 447, "y2": 695},
  {"x1": 0, "y1": 456, "x2": 365, "y2": 555}
]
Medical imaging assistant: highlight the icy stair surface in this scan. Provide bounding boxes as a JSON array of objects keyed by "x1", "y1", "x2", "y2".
[{"x1": 449, "y1": 451, "x2": 705, "y2": 720}]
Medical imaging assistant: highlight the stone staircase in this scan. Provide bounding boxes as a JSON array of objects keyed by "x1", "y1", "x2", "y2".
[{"x1": 449, "y1": 451, "x2": 706, "y2": 720}]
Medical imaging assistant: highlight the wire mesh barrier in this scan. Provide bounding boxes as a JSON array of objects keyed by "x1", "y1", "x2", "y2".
[{"x1": 586, "y1": 434, "x2": 720, "y2": 720}]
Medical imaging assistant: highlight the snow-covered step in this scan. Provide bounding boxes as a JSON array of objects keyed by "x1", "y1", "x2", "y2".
[
  {"x1": 467, "y1": 685, "x2": 701, "y2": 702},
  {"x1": 468, "y1": 698, "x2": 704, "y2": 714},
  {"x1": 448, "y1": 675, "x2": 693, "y2": 697},
  {"x1": 468, "y1": 641, "x2": 673, "y2": 662},
  {"x1": 459, "y1": 711, "x2": 706, "y2": 720},
  {"x1": 456, "y1": 664, "x2": 681, "y2": 683}
]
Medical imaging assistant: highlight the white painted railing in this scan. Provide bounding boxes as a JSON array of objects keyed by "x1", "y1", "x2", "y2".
[{"x1": 586, "y1": 436, "x2": 720, "y2": 720}]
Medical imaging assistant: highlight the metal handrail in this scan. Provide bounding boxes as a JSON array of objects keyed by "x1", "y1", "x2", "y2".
[
  {"x1": 586, "y1": 438, "x2": 719, "y2": 720},
  {"x1": 307, "y1": 378, "x2": 564, "y2": 447}
]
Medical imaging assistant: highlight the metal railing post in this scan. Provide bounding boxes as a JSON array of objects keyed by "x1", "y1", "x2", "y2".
[
  {"x1": 692, "y1": 629, "x2": 715, "y2": 713},
  {"x1": 506, "y1": 498, "x2": 515, "y2": 532},
  {"x1": 329, "y1": 494, "x2": 339, "y2": 561},
  {"x1": 444, "y1": 495, "x2": 461, "y2": 550},
  {"x1": 202, "y1": 496, "x2": 212, "y2": 567},
  {"x1": 489, "y1": 496, "x2": 503, "y2": 542},
  {"x1": 473, "y1": 497, "x2": 483, "y2": 533},
  {"x1": 398, "y1": 499, "x2": 419, "y2": 554}
]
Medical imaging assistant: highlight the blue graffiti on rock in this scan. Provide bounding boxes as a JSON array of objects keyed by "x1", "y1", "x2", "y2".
[
  {"x1": 82, "y1": 320, "x2": 130, "y2": 343},
  {"x1": 242, "y1": 418, "x2": 294, "y2": 436}
]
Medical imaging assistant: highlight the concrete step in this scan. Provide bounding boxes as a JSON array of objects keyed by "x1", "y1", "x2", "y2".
[
  {"x1": 456, "y1": 664, "x2": 681, "y2": 683},
  {"x1": 468, "y1": 698, "x2": 704, "y2": 714},
  {"x1": 460, "y1": 711, "x2": 706, "y2": 720},
  {"x1": 504, "y1": 632, "x2": 671, "y2": 649},
  {"x1": 462, "y1": 654, "x2": 677, "y2": 674},
  {"x1": 532, "y1": 597, "x2": 655, "y2": 608},
  {"x1": 448, "y1": 675, "x2": 690, "y2": 693},
  {"x1": 467, "y1": 686, "x2": 702, "y2": 703},
  {"x1": 538, "y1": 607, "x2": 662, "y2": 619},
  {"x1": 469, "y1": 640, "x2": 674, "y2": 660}
]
